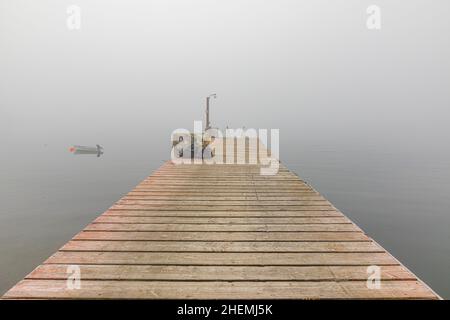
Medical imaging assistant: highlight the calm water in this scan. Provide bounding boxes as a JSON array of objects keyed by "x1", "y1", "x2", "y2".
[
  {"x1": 287, "y1": 146, "x2": 450, "y2": 299},
  {"x1": 0, "y1": 140, "x2": 449, "y2": 298}
]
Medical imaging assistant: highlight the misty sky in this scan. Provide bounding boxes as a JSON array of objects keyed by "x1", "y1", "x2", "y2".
[{"x1": 1, "y1": 0, "x2": 449, "y2": 161}]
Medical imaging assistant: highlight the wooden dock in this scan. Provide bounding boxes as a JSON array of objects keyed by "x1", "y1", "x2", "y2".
[{"x1": 2, "y1": 139, "x2": 440, "y2": 299}]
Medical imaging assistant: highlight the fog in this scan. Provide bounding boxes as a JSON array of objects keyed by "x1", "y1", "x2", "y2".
[{"x1": 1, "y1": 0, "x2": 449, "y2": 297}]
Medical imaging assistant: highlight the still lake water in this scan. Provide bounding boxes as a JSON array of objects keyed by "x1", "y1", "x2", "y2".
[{"x1": 0, "y1": 140, "x2": 449, "y2": 298}]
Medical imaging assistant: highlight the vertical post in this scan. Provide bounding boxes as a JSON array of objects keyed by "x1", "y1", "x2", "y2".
[
  {"x1": 205, "y1": 94, "x2": 216, "y2": 131},
  {"x1": 205, "y1": 96, "x2": 210, "y2": 131}
]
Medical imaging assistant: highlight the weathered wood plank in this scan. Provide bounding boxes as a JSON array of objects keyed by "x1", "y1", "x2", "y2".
[
  {"x1": 144, "y1": 181, "x2": 305, "y2": 185},
  {"x1": 85, "y1": 223, "x2": 359, "y2": 232},
  {"x1": 3, "y1": 280, "x2": 437, "y2": 299},
  {"x1": 61, "y1": 240, "x2": 381, "y2": 252},
  {"x1": 126, "y1": 191, "x2": 319, "y2": 196},
  {"x1": 44, "y1": 251, "x2": 398, "y2": 266},
  {"x1": 110, "y1": 205, "x2": 335, "y2": 211},
  {"x1": 122, "y1": 195, "x2": 326, "y2": 201},
  {"x1": 116, "y1": 200, "x2": 331, "y2": 206},
  {"x1": 73, "y1": 231, "x2": 369, "y2": 241},
  {"x1": 103, "y1": 210, "x2": 344, "y2": 217},
  {"x1": 135, "y1": 185, "x2": 312, "y2": 189},
  {"x1": 26, "y1": 265, "x2": 415, "y2": 281},
  {"x1": 94, "y1": 216, "x2": 351, "y2": 224}
]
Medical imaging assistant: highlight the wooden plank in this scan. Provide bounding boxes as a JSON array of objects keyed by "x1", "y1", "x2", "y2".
[
  {"x1": 147, "y1": 176, "x2": 300, "y2": 180},
  {"x1": 126, "y1": 191, "x2": 319, "y2": 196},
  {"x1": 26, "y1": 264, "x2": 415, "y2": 281},
  {"x1": 73, "y1": 231, "x2": 370, "y2": 241},
  {"x1": 3, "y1": 280, "x2": 437, "y2": 299},
  {"x1": 135, "y1": 185, "x2": 311, "y2": 189},
  {"x1": 103, "y1": 210, "x2": 344, "y2": 217},
  {"x1": 110, "y1": 205, "x2": 335, "y2": 211},
  {"x1": 44, "y1": 251, "x2": 398, "y2": 266},
  {"x1": 85, "y1": 223, "x2": 359, "y2": 232},
  {"x1": 116, "y1": 200, "x2": 331, "y2": 206},
  {"x1": 94, "y1": 216, "x2": 349, "y2": 224},
  {"x1": 127, "y1": 191, "x2": 320, "y2": 196},
  {"x1": 140, "y1": 179, "x2": 308, "y2": 184},
  {"x1": 61, "y1": 240, "x2": 381, "y2": 252},
  {"x1": 122, "y1": 195, "x2": 326, "y2": 201}
]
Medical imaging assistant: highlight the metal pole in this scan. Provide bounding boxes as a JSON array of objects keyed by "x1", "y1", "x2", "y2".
[
  {"x1": 206, "y1": 96, "x2": 210, "y2": 130},
  {"x1": 205, "y1": 94, "x2": 216, "y2": 131}
]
